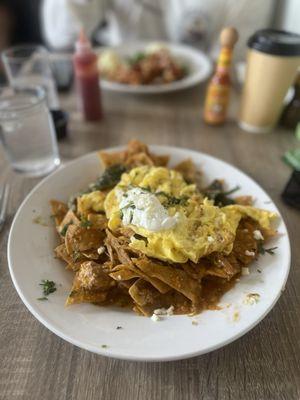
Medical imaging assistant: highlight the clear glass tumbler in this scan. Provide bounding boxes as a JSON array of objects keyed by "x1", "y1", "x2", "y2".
[
  {"x1": 2, "y1": 45, "x2": 60, "y2": 110},
  {"x1": 0, "y1": 86, "x2": 60, "y2": 177}
]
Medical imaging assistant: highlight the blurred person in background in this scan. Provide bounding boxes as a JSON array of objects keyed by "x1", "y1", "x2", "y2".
[
  {"x1": 42, "y1": 0, "x2": 275, "y2": 61},
  {"x1": 0, "y1": 0, "x2": 43, "y2": 47},
  {"x1": 0, "y1": 0, "x2": 43, "y2": 82}
]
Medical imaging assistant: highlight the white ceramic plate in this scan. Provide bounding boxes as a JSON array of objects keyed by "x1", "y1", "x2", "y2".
[
  {"x1": 98, "y1": 42, "x2": 212, "y2": 94},
  {"x1": 8, "y1": 146, "x2": 290, "y2": 361}
]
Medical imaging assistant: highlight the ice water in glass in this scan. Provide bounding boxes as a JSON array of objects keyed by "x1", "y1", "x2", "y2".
[
  {"x1": 0, "y1": 87, "x2": 60, "y2": 177},
  {"x1": 2, "y1": 45, "x2": 60, "y2": 110}
]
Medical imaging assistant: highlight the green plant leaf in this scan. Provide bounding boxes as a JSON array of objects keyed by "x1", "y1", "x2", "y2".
[{"x1": 283, "y1": 149, "x2": 300, "y2": 171}]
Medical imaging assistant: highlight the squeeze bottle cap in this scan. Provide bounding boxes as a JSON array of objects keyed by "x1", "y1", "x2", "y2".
[{"x1": 75, "y1": 29, "x2": 92, "y2": 54}]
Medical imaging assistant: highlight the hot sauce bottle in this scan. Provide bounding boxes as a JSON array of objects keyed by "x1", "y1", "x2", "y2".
[
  {"x1": 73, "y1": 30, "x2": 103, "y2": 121},
  {"x1": 203, "y1": 27, "x2": 238, "y2": 125}
]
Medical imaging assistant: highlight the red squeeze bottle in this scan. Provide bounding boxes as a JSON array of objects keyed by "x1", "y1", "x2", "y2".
[{"x1": 73, "y1": 30, "x2": 102, "y2": 121}]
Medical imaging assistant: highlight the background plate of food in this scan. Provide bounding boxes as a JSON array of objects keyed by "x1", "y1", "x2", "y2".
[
  {"x1": 8, "y1": 141, "x2": 290, "y2": 361},
  {"x1": 97, "y1": 42, "x2": 212, "y2": 94}
]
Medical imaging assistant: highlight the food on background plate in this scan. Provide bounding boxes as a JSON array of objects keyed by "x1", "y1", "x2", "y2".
[
  {"x1": 51, "y1": 140, "x2": 278, "y2": 317},
  {"x1": 98, "y1": 43, "x2": 188, "y2": 85}
]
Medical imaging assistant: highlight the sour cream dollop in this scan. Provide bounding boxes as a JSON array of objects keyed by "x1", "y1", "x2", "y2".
[{"x1": 118, "y1": 187, "x2": 178, "y2": 232}]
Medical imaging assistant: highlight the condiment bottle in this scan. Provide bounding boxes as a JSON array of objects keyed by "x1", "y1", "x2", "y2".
[
  {"x1": 73, "y1": 30, "x2": 102, "y2": 121},
  {"x1": 203, "y1": 27, "x2": 238, "y2": 125}
]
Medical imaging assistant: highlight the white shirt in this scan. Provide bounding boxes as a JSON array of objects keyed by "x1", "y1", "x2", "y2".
[{"x1": 42, "y1": 0, "x2": 274, "y2": 60}]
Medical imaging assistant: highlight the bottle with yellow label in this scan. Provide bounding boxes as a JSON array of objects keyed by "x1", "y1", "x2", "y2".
[{"x1": 203, "y1": 27, "x2": 238, "y2": 125}]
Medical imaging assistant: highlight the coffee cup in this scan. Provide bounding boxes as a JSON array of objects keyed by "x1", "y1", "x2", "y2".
[{"x1": 239, "y1": 29, "x2": 300, "y2": 133}]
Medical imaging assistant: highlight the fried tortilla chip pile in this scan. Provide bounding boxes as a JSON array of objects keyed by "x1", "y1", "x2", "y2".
[
  {"x1": 100, "y1": 49, "x2": 187, "y2": 86},
  {"x1": 51, "y1": 140, "x2": 277, "y2": 316}
]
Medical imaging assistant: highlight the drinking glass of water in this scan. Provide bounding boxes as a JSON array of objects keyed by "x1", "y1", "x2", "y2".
[
  {"x1": 2, "y1": 45, "x2": 59, "y2": 110},
  {"x1": 0, "y1": 86, "x2": 60, "y2": 177}
]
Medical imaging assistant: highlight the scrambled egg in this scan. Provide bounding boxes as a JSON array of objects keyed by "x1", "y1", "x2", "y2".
[
  {"x1": 104, "y1": 166, "x2": 277, "y2": 263},
  {"x1": 78, "y1": 191, "x2": 106, "y2": 217},
  {"x1": 145, "y1": 42, "x2": 169, "y2": 54},
  {"x1": 98, "y1": 50, "x2": 122, "y2": 75}
]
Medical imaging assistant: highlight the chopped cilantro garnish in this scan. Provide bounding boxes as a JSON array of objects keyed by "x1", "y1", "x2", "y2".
[
  {"x1": 129, "y1": 210, "x2": 134, "y2": 224},
  {"x1": 60, "y1": 221, "x2": 72, "y2": 236},
  {"x1": 121, "y1": 201, "x2": 135, "y2": 210},
  {"x1": 133, "y1": 233, "x2": 148, "y2": 245},
  {"x1": 72, "y1": 251, "x2": 81, "y2": 262},
  {"x1": 40, "y1": 280, "x2": 56, "y2": 295},
  {"x1": 140, "y1": 186, "x2": 151, "y2": 192},
  {"x1": 257, "y1": 242, "x2": 278, "y2": 255},
  {"x1": 80, "y1": 219, "x2": 93, "y2": 228},
  {"x1": 155, "y1": 191, "x2": 188, "y2": 207},
  {"x1": 203, "y1": 180, "x2": 240, "y2": 207},
  {"x1": 39, "y1": 280, "x2": 57, "y2": 296},
  {"x1": 37, "y1": 297, "x2": 48, "y2": 301},
  {"x1": 91, "y1": 164, "x2": 126, "y2": 191},
  {"x1": 128, "y1": 51, "x2": 145, "y2": 65}
]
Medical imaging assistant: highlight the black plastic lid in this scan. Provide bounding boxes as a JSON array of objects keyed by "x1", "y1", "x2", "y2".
[{"x1": 248, "y1": 29, "x2": 300, "y2": 56}]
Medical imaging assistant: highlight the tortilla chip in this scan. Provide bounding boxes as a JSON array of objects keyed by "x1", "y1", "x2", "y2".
[
  {"x1": 105, "y1": 230, "x2": 133, "y2": 265},
  {"x1": 204, "y1": 253, "x2": 241, "y2": 280},
  {"x1": 129, "y1": 279, "x2": 192, "y2": 316},
  {"x1": 125, "y1": 152, "x2": 154, "y2": 167},
  {"x1": 174, "y1": 158, "x2": 197, "y2": 183},
  {"x1": 98, "y1": 140, "x2": 169, "y2": 170},
  {"x1": 181, "y1": 261, "x2": 207, "y2": 280},
  {"x1": 55, "y1": 244, "x2": 87, "y2": 272},
  {"x1": 133, "y1": 258, "x2": 201, "y2": 304},
  {"x1": 87, "y1": 213, "x2": 108, "y2": 230},
  {"x1": 150, "y1": 154, "x2": 169, "y2": 167},
  {"x1": 54, "y1": 244, "x2": 72, "y2": 263},
  {"x1": 66, "y1": 289, "x2": 108, "y2": 305},
  {"x1": 65, "y1": 225, "x2": 104, "y2": 254},
  {"x1": 66, "y1": 261, "x2": 115, "y2": 305},
  {"x1": 58, "y1": 209, "x2": 81, "y2": 238},
  {"x1": 99, "y1": 150, "x2": 127, "y2": 168},
  {"x1": 81, "y1": 250, "x2": 101, "y2": 260},
  {"x1": 109, "y1": 268, "x2": 139, "y2": 281},
  {"x1": 50, "y1": 200, "x2": 68, "y2": 226},
  {"x1": 231, "y1": 218, "x2": 259, "y2": 265},
  {"x1": 127, "y1": 139, "x2": 149, "y2": 155},
  {"x1": 110, "y1": 263, "x2": 171, "y2": 294},
  {"x1": 234, "y1": 196, "x2": 254, "y2": 206},
  {"x1": 128, "y1": 279, "x2": 160, "y2": 307}
]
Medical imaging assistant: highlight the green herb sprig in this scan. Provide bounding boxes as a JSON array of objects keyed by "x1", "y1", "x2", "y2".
[
  {"x1": 203, "y1": 180, "x2": 240, "y2": 207},
  {"x1": 80, "y1": 219, "x2": 93, "y2": 228},
  {"x1": 133, "y1": 233, "x2": 148, "y2": 245},
  {"x1": 38, "y1": 280, "x2": 57, "y2": 300},
  {"x1": 67, "y1": 164, "x2": 126, "y2": 211},
  {"x1": 257, "y1": 242, "x2": 278, "y2": 255},
  {"x1": 128, "y1": 52, "x2": 145, "y2": 65},
  {"x1": 60, "y1": 221, "x2": 72, "y2": 236},
  {"x1": 72, "y1": 251, "x2": 81, "y2": 262},
  {"x1": 155, "y1": 191, "x2": 188, "y2": 207},
  {"x1": 91, "y1": 164, "x2": 127, "y2": 191}
]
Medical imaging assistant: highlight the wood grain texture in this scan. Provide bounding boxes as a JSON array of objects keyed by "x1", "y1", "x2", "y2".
[{"x1": 0, "y1": 85, "x2": 299, "y2": 400}]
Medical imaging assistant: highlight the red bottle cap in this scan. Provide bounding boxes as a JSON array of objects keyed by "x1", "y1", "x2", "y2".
[{"x1": 75, "y1": 29, "x2": 92, "y2": 55}]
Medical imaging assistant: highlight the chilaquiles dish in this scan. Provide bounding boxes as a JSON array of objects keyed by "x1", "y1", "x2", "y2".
[{"x1": 51, "y1": 140, "x2": 278, "y2": 317}]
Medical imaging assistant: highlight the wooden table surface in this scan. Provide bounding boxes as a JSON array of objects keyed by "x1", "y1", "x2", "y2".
[{"x1": 0, "y1": 85, "x2": 299, "y2": 400}]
